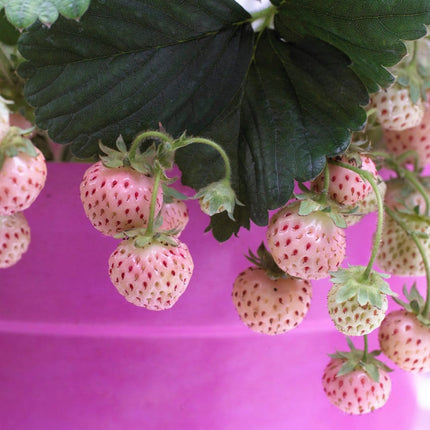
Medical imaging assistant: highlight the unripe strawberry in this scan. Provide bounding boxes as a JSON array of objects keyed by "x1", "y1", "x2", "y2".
[
  {"x1": 108, "y1": 237, "x2": 194, "y2": 310},
  {"x1": 0, "y1": 212, "x2": 30, "y2": 268},
  {"x1": 80, "y1": 161, "x2": 163, "y2": 236},
  {"x1": 379, "y1": 309, "x2": 430, "y2": 373},
  {"x1": 159, "y1": 198, "x2": 189, "y2": 236},
  {"x1": 371, "y1": 86, "x2": 424, "y2": 131},
  {"x1": 232, "y1": 266, "x2": 312, "y2": 335},
  {"x1": 266, "y1": 202, "x2": 346, "y2": 280}
]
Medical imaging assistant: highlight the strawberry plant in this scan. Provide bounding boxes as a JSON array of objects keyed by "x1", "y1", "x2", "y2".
[{"x1": 1, "y1": 0, "x2": 430, "y2": 418}]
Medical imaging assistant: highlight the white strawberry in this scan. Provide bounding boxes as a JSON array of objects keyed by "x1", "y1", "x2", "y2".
[{"x1": 0, "y1": 212, "x2": 31, "y2": 268}]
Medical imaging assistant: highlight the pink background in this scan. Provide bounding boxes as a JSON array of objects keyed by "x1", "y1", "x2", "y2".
[{"x1": 0, "y1": 162, "x2": 428, "y2": 429}]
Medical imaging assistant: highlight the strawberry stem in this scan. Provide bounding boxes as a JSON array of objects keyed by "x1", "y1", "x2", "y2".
[
  {"x1": 178, "y1": 137, "x2": 232, "y2": 182},
  {"x1": 329, "y1": 159, "x2": 384, "y2": 280},
  {"x1": 385, "y1": 206, "x2": 430, "y2": 319},
  {"x1": 362, "y1": 335, "x2": 369, "y2": 362},
  {"x1": 145, "y1": 164, "x2": 163, "y2": 237},
  {"x1": 128, "y1": 130, "x2": 174, "y2": 163},
  {"x1": 319, "y1": 164, "x2": 330, "y2": 206}
]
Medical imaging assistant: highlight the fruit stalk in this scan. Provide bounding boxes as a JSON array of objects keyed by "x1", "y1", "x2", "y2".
[
  {"x1": 128, "y1": 130, "x2": 174, "y2": 162},
  {"x1": 385, "y1": 205, "x2": 430, "y2": 318},
  {"x1": 329, "y1": 159, "x2": 384, "y2": 280},
  {"x1": 145, "y1": 164, "x2": 163, "y2": 237}
]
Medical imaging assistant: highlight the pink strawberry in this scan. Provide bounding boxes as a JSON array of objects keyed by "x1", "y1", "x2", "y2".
[
  {"x1": 232, "y1": 266, "x2": 312, "y2": 335},
  {"x1": 159, "y1": 198, "x2": 189, "y2": 236},
  {"x1": 322, "y1": 358, "x2": 391, "y2": 415},
  {"x1": 371, "y1": 86, "x2": 424, "y2": 131},
  {"x1": 379, "y1": 309, "x2": 430, "y2": 373},
  {"x1": 0, "y1": 212, "x2": 31, "y2": 268},
  {"x1": 383, "y1": 102, "x2": 430, "y2": 168},
  {"x1": 0, "y1": 131, "x2": 47, "y2": 215},
  {"x1": 266, "y1": 201, "x2": 346, "y2": 280},
  {"x1": 108, "y1": 237, "x2": 194, "y2": 310},
  {"x1": 312, "y1": 154, "x2": 378, "y2": 206},
  {"x1": 384, "y1": 178, "x2": 428, "y2": 214},
  {"x1": 80, "y1": 161, "x2": 163, "y2": 236}
]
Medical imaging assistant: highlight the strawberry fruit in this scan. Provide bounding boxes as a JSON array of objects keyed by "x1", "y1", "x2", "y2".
[
  {"x1": 159, "y1": 198, "x2": 189, "y2": 236},
  {"x1": 266, "y1": 201, "x2": 346, "y2": 280},
  {"x1": 232, "y1": 266, "x2": 312, "y2": 335},
  {"x1": 108, "y1": 236, "x2": 194, "y2": 310},
  {"x1": 80, "y1": 161, "x2": 163, "y2": 237},
  {"x1": 0, "y1": 212, "x2": 31, "y2": 268}
]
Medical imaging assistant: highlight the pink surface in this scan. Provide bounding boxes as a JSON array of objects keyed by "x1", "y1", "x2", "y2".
[{"x1": 0, "y1": 162, "x2": 426, "y2": 429}]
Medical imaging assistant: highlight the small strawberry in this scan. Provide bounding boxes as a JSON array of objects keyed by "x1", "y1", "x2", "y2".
[
  {"x1": 312, "y1": 154, "x2": 378, "y2": 206},
  {"x1": 327, "y1": 266, "x2": 395, "y2": 336},
  {"x1": 322, "y1": 355, "x2": 391, "y2": 415},
  {"x1": 384, "y1": 177, "x2": 428, "y2": 215},
  {"x1": 378, "y1": 285, "x2": 430, "y2": 373},
  {"x1": 232, "y1": 243, "x2": 312, "y2": 335},
  {"x1": 383, "y1": 104, "x2": 430, "y2": 169},
  {"x1": 108, "y1": 235, "x2": 194, "y2": 310},
  {"x1": 80, "y1": 160, "x2": 163, "y2": 236},
  {"x1": 0, "y1": 127, "x2": 47, "y2": 215},
  {"x1": 376, "y1": 210, "x2": 430, "y2": 277},
  {"x1": 0, "y1": 212, "x2": 31, "y2": 268},
  {"x1": 159, "y1": 198, "x2": 189, "y2": 237},
  {"x1": 370, "y1": 86, "x2": 424, "y2": 131},
  {"x1": 266, "y1": 201, "x2": 346, "y2": 280}
]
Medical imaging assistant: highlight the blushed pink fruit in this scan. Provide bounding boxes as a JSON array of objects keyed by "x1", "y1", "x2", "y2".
[
  {"x1": 80, "y1": 161, "x2": 163, "y2": 236},
  {"x1": 322, "y1": 358, "x2": 391, "y2": 414},
  {"x1": 159, "y1": 199, "x2": 189, "y2": 237},
  {"x1": 266, "y1": 202, "x2": 346, "y2": 280},
  {"x1": 371, "y1": 86, "x2": 424, "y2": 131},
  {"x1": 0, "y1": 212, "x2": 30, "y2": 268},
  {"x1": 312, "y1": 155, "x2": 378, "y2": 206},
  {"x1": 0, "y1": 147, "x2": 47, "y2": 215},
  {"x1": 379, "y1": 309, "x2": 430, "y2": 373},
  {"x1": 108, "y1": 237, "x2": 194, "y2": 310},
  {"x1": 232, "y1": 266, "x2": 312, "y2": 335}
]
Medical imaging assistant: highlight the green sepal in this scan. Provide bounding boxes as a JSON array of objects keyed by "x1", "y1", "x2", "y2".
[
  {"x1": 328, "y1": 211, "x2": 347, "y2": 229},
  {"x1": 392, "y1": 283, "x2": 430, "y2": 325},
  {"x1": 99, "y1": 138, "x2": 128, "y2": 168},
  {"x1": 298, "y1": 199, "x2": 321, "y2": 216},
  {"x1": 0, "y1": 126, "x2": 38, "y2": 170},
  {"x1": 328, "y1": 337, "x2": 393, "y2": 382},
  {"x1": 161, "y1": 183, "x2": 189, "y2": 204},
  {"x1": 331, "y1": 265, "x2": 395, "y2": 308},
  {"x1": 245, "y1": 242, "x2": 288, "y2": 280}
]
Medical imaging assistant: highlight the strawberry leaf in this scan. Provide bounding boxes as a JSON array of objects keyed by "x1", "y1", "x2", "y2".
[{"x1": 274, "y1": 0, "x2": 430, "y2": 92}]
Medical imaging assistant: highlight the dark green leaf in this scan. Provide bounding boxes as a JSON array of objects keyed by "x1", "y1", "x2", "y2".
[
  {"x1": 18, "y1": 0, "x2": 254, "y2": 159},
  {"x1": 274, "y1": 0, "x2": 430, "y2": 92}
]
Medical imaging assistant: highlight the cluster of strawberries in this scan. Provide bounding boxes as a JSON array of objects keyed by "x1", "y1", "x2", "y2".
[
  {"x1": 231, "y1": 60, "x2": 430, "y2": 413},
  {"x1": 0, "y1": 100, "x2": 47, "y2": 268}
]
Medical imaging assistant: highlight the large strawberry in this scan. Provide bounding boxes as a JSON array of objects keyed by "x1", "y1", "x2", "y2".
[
  {"x1": 322, "y1": 339, "x2": 392, "y2": 415},
  {"x1": 371, "y1": 86, "x2": 424, "y2": 131},
  {"x1": 266, "y1": 201, "x2": 346, "y2": 280},
  {"x1": 0, "y1": 212, "x2": 31, "y2": 268},
  {"x1": 80, "y1": 160, "x2": 163, "y2": 236},
  {"x1": 327, "y1": 266, "x2": 394, "y2": 336},
  {"x1": 108, "y1": 235, "x2": 194, "y2": 310},
  {"x1": 232, "y1": 243, "x2": 312, "y2": 335},
  {"x1": 312, "y1": 154, "x2": 377, "y2": 206},
  {"x1": 0, "y1": 127, "x2": 47, "y2": 215}
]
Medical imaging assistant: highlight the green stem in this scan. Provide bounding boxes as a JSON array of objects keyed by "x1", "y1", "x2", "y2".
[
  {"x1": 179, "y1": 137, "x2": 232, "y2": 182},
  {"x1": 362, "y1": 335, "x2": 369, "y2": 362},
  {"x1": 319, "y1": 164, "x2": 330, "y2": 206},
  {"x1": 0, "y1": 46, "x2": 14, "y2": 87},
  {"x1": 128, "y1": 131, "x2": 174, "y2": 162},
  {"x1": 330, "y1": 160, "x2": 384, "y2": 280},
  {"x1": 403, "y1": 170, "x2": 430, "y2": 216},
  {"x1": 385, "y1": 206, "x2": 430, "y2": 318},
  {"x1": 250, "y1": 5, "x2": 277, "y2": 23},
  {"x1": 145, "y1": 165, "x2": 163, "y2": 237}
]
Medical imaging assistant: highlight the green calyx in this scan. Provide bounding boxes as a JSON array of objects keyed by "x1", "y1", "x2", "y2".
[
  {"x1": 330, "y1": 266, "x2": 395, "y2": 309},
  {"x1": 114, "y1": 228, "x2": 179, "y2": 249},
  {"x1": 329, "y1": 338, "x2": 392, "y2": 382},
  {"x1": 194, "y1": 178, "x2": 242, "y2": 221},
  {"x1": 246, "y1": 242, "x2": 287, "y2": 280},
  {"x1": 393, "y1": 284, "x2": 430, "y2": 326},
  {"x1": 0, "y1": 125, "x2": 37, "y2": 170}
]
